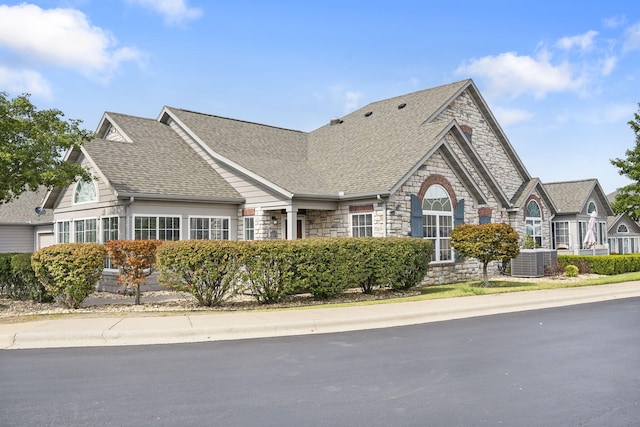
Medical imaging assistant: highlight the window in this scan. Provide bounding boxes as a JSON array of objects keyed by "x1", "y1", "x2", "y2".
[
  {"x1": 244, "y1": 217, "x2": 255, "y2": 240},
  {"x1": 74, "y1": 180, "x2": 97, "y2": 204},
  {"x1": 57, "y1": 221, "x2": 70, "y2": 243},
  {"x1": 189, "y1": 217, "x2": 230, "y2": 240},
  {"x1": 553, "y1": 221, "x2": 569, "y2": 248},
  {"x1": 134, "y1": 216, "x2": 180, "y2": 240},
  {"x1": 422, "y1": 185, "x2": 453, "y2": 262},
  {"x1": 74, "y1": 218, "x2": 97, "y2": 243},
  {"x1": 102, "y1": 217, "x2": 119, "y2": 242},
  {"x1": 587, "y1": 201, "x2": 597, "y2": 214},
  {"x1": 102, "y1": 217, "x2": 119, "y2": 269},
  {"x1": 351, "y1": 213, "x2": 373, "y2": 237},
  {"x1": 525, "y1": 200, "x2": 542, "y2": 247},
  {"x1": 617, "y1": 224, "x2": 628, "y2": 233}
]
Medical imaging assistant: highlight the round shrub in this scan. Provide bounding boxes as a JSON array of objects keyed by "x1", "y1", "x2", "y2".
[
  {"x1": 31, "y1": 243, "x2": 106, "y2": 308},
  {"x1": 564, "y1": 264, "x2": 579, "y2": 278}
]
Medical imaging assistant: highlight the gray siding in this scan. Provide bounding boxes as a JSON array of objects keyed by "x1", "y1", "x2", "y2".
[{"x1": 0, "y1": 226, "x2": 34, "y2": 253}]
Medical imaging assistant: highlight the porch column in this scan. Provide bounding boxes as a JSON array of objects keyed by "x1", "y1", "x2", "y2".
[{"x1": 286, "y1": 208, "x2": 298, "y2": 240}]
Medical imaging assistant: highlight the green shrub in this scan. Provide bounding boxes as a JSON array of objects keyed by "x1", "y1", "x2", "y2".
[
  {"x1": 157, "y1": 240, "x2": 244, "y2": 307},
  {"x1": 11, "y1": 253, "x2": 52, "y2": 302},
  {"x1": 239, "y1": 240, "x2": 300, "y2": 304},
  {"x1": 558, "y1": 254, "x2": 640, "y2": 275},
  {"x1": 294, "y1": 239, "x2": 350, "y2": 300},
  {"x1": 31, "y1": 243, "x2": 106, "y2": 308},
  {"x1": 564, "y1": 264, "x2": 579, "y2": 277},
  {"x1": 0, "y1": 253, "x2": 16, "y2": 296}
]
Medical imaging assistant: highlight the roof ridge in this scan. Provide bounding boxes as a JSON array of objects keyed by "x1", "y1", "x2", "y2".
[{"x1": 167, "y1": 107, "x2": 307, "y2": 134}]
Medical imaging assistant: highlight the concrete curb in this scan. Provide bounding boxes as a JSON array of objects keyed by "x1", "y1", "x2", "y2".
[{"x1": 2, "y1": 282, "x2": 640, "y2": 349}]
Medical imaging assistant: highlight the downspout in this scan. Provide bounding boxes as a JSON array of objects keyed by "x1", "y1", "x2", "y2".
[
  {"x1": 378, "y1": 195, "x2": 387, "y2": 238},
  {"x1": 124, "y1": 196, "x2": 134, "y2": 240}
]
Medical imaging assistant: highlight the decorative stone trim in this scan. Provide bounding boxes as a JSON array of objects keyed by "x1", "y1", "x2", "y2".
[
  {"x1": 242, "y1": 208, "x2": 255, "y2": 216},
  {"x1": 523, "y1": 195, "x2": 544, "y2": 220},
  {"x1": 349, "y1": 204, "x2": 374, "y2": 213},
  {"x1": 478, "y1": 207, "x2": 492, "y2": 217},
  {"x1": 417, "y1": 174, "x2": 458, "y2": 207}
]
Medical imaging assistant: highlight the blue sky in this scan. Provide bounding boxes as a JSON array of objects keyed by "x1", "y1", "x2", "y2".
[{"x1": 1, "y1": 1, "x2": 639, "y2": 194}]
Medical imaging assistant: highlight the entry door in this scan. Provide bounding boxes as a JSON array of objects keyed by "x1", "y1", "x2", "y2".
[{"x1": 284, "y1": 219, "x2": 303, "y2": 239}]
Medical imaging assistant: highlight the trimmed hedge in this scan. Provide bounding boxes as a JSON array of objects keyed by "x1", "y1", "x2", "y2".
[
  {"x1": 0, "y1": 253, "x2": 51, "y2": 302},
  {"x1": 157, "y1": 240, "x2": 244, "y2": 307},
  {"x1": 31, "y1": 243, "x2": 106, "y2": 308},
  {"x1": 156, "y1": 237, "x2": 433, "y2": 306},
  {"x1": 558, "y1": 254, "x2": 640, "y2": 275}
]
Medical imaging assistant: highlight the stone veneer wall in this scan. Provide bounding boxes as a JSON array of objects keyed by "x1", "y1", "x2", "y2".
[{"x1": 432, "y1": 90, "x2": 523, "y2": 200}]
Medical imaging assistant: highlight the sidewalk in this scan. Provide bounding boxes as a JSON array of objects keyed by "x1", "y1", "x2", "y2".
[{"x1": 2, "y1": 281, "x2": 640, "y2": 350}]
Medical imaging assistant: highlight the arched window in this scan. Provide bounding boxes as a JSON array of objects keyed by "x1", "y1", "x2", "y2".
[
  {"x1": 423, "y1": 185, "x2": 453, "y2": 262},
  {"x1": 74, "y1": 179, "x2": 97, "y2": 204},
  {"x1": 587, "y1": 200, "x2": 597, "y2": 214},
  {"x1": 617, "y1": 224, "x2": 629, "y2": 233},
  {"x1": 525, "y1": 200, "x2": 542, "y2": 247}
]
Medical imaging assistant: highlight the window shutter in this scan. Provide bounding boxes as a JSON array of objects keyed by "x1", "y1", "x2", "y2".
[
  {"x1": 410, "y1": 194, "x2": 424, "y2": 237},
  {"x1": 454, "y1": 199, "x2": 465, "y2": 226},
  {"x1": 454, "y1": 199, "x2": 465, "y2": 262},
  {"x1": 479, "y1": 215, "x2": 491, "y2": 224}
]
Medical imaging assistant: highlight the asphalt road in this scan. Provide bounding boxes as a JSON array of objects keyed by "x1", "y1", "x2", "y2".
[{"x1": 1, "y1": 297, "x2": 639, "y2": 426}]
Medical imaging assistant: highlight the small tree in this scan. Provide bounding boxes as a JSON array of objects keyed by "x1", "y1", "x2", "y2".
[
  {"x1": 0, "y1": 92, "x2": 93, "y2": 204},
  {"x1": 610, "y1": 103, "x2": 640, "y2": 220},
  {"x1": 450, "y1": 223, "x2": 520, "y2": 287},
  {"x1": 105, "y1": 240, "x2": 163, "y2": 305}
]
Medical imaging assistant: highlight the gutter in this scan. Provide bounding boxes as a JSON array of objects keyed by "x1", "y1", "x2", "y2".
[{"x1": 117, "y1": 192, "x2": 245, "y2": 204}]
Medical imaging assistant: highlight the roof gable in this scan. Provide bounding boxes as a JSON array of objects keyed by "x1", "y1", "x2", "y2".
[{"x1": 544, "y1": 179, "x2": 614, "y2": 216}]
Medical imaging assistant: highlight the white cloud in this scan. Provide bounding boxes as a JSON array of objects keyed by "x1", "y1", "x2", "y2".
[
  {"x1": 556, "y1": 30, "x2": 598, "y2": 51},
  {"x1": 623, "y1": 21, "x2": 640, "y2": 52},
  {"x1": 0, "y1": 4, "x2": 144, "y2": 84},
  {"x1": 0, "y1": 67, "x2": 52, "y2": 98},
  {"x1": 126, "y1": 0, "x2": 203, "y2": 26},
  {"x1": 493, "y1": 107, "x2": 534, "y2": 126},
  {"x1": 603, "y1": 15, "x2": 626, "y2": 29},
  {"x1": 456, "y1": 51, "x2": 583, "y2": 99},
  {"x1": 330, "y1": 84, "x2": 363, "y2": 113}
]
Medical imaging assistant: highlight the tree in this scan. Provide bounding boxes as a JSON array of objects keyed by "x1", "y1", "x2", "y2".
[
  {"x1": 0, "y1": 92, "x2": 93, "y2": 205},
  {"x1": 105, "y1": 240, "x2": 164, "y2": 305},
  {"x1": 610, "y1": 103, "x2": 640, "y2": 221},
  {"x1": 450, "y1": 223, "x2": 520, "y2": 287}
]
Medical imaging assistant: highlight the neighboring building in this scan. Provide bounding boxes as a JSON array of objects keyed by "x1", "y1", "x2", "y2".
[
  {"x1": 544, "y1": 179, "x2": 613, "y2": 255},
  {"x1": 3, "y1": 78, "x2": 602, "y2": 285},
  {"x1": 0, "y1": 189, "x2": 54, "y2": 253},
  {"x1": 607, "y1": 214, "x2": 640, "y2": 254}
]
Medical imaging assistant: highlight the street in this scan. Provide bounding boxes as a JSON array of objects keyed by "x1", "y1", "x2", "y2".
[{"x1": 1, "y1": 297, "x2": 639, "y2": 426}]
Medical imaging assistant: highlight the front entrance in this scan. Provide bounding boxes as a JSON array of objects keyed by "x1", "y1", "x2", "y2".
[{"x1": 284, "y1": 219, "x2": 304, "y2": 239}]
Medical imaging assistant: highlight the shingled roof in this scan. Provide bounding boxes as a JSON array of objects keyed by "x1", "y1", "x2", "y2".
[
  {"x1": 544, "y1": 179, "x2": 614, "y2": 215},
  {"x1": 0, "y1": 188, "x2": 52, "y2": 225},
  {"x1": 162, "y1": 80, "x2": 474, "y2": 198},
  {"x1": 84, "y1": 113, "x2": 243, "y2": 202}
]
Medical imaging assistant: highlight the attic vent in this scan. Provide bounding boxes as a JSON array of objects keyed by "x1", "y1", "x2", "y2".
[
  {"x1": 398, "y1": 103, "x2": 407, "y2": 109},
  {"x1": 330, "y1": 118, "x2": 343, "y2": 126},
  {"x1": 364, "y1": 111, "x2": 373, "y2": 117}
]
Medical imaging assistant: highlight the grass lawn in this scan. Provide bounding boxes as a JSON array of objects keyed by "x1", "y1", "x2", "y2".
[{"x1": 297, "y1": 271, "x2": 640, "y2": 310}]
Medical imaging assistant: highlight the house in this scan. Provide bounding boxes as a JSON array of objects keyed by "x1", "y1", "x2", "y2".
[
  {"x1": 0, "y1": 78, "x2": 607, "y2": 285},
  {"x1": 544, "y1": 179, "x2": 613, "y2": 255},
  {"x1": 0, "y1": 189, "x2": 54, "y2": 253}
]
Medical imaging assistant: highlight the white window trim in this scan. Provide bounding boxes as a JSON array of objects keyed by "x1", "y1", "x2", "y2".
[
  {"x1": 188, "y1": 215, "x2": 231, "y2": 240},
  {"x1": 244, "y1": 216, "x2": 255, "y2": 241},
  {"x1": 132, "y1": 214, "x2": 182, "y2": 241},
  {"x1": 56, "y1": 220, "x2": 71, "y2": 244},
  {"x1": 73, "y1": 179, "x2": 98, "y2": 205},
  {"x1": 350, "y1": 212, "x2": 373, "y2": 237},
  {"x1": 423, "y1": 185, "x2": 454, "y2": 263},
  {"x1": 73, "y1": 217, "x2": 98, "y2": 243}
]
